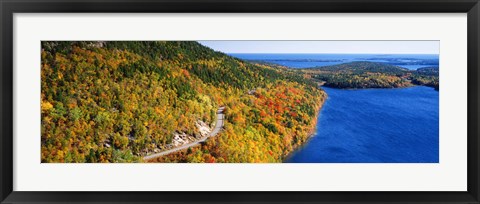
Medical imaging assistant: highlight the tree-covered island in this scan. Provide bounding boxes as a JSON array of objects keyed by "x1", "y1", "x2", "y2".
[{"x1": 298, "y1": 61, "x2": 439, "y2": 90}]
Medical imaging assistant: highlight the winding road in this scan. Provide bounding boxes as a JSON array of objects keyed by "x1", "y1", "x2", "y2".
[{"x1": 143, "y1": 107, "x2": 225, "y2": 161}]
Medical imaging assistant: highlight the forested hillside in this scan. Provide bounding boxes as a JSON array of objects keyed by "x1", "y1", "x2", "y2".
[
  {"x1": 300, "y1": 61, "x2": 439, "y2": 89},
  {"x1": 41, "y1": 41, "x2": 325, "y2": 163},
  {"x1": 411, "y1": 67, "x2": 439, "y2": 90}
]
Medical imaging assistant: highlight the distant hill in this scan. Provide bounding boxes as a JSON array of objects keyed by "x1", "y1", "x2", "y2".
[
  {"x1": 300, "y1": 61, "x2": 411, "y2": 89},
  {"x1": 299, "y1": 61, "x2": 438, "y2": 89},
  {"x1": 314, "y1": 61, "x2": 409, "y2": 74},
  {"x1": 410, "y1": 66, "x2": 439, "y2": 90},
  {"x1": 416, "y1": 66, "x2": 439, "y2": 76}
]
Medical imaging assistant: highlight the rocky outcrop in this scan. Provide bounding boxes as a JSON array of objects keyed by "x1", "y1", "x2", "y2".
[
  {"x1": 196, "y1": 120, "x2": 211, "y2": 137},
  {"x1": 172, "y1": 132, "x2": 193, "y2": 147},
  {"x1": 140, "y1": 120, "x2": 214, "y2": 156},
  {"x1": 171, "y1": 120, "x2": 212, "y2": 147}
]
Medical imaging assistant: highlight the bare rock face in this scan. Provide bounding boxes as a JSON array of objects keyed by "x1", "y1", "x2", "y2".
[
  {"x1": 166, "y1": 120, "x2": 212, "y2": 148},
  {"x1": 87, "y1": 41, "x2": 106, "y2": 48},
  {"x1": 195, "y1": 120, "x2": 212, "y2": 138},
  {"x1": 172, "y1": 132, "x2": 190, "y2": 147}
]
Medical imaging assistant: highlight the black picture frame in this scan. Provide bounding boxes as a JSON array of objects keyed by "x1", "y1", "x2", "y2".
[{"x1": 1, "y1": 0, "x2": 479, "y2": 203}]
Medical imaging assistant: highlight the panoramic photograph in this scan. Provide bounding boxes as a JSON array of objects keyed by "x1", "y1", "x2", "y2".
[{"x1": 41, "y1": 41, "x2": 439, "y2": 163}]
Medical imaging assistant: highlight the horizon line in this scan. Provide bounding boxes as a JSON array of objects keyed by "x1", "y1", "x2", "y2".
[{"x1": 226, "y1": 52, "x2": 440, "y2": 55}]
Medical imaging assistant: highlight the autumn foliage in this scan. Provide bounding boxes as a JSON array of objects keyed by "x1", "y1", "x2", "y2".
[{"x1": 41, "y1": 41, "x2": 325, "y2": 163}]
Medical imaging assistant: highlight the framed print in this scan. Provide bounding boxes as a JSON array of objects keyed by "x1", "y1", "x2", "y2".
[{"x1": 1, "y1": 0, "x2": 479, "y2": 203}]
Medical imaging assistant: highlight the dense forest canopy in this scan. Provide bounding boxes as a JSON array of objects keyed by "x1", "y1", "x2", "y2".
[
  {"x1": 299, "y1": 61, "x2": 439, "y2": 90},
  {"x1": 41, "y1": 41, "x2": 325, "y2": 163}
]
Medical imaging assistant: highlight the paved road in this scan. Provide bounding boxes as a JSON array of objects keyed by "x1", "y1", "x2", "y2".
[{"x1": 143, "y1": 107, "x2": 225, "y2": 161}]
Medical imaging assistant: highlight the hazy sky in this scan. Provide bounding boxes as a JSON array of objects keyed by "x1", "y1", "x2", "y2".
[{"x1": 198, "y1": 41, "x2": 439, "y2": 54}]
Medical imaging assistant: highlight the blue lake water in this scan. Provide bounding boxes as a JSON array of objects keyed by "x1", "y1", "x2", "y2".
[
  {"x1": 229, "y1": 53, "x2": 440, "y2": 163},
  {"x1": 230, "y1": 53, "x2": 439, "y2": 70},
  {"x1": 285, "y1": 86, "x2": 439, "y2": 163}
]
